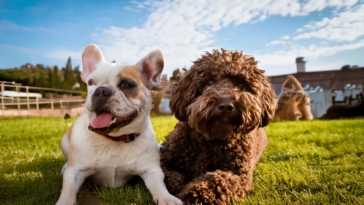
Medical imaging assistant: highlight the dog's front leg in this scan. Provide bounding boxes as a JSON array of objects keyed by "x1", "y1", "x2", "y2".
[
  {"x1": 179, "y1": 170, "x2": 248, "y2": 205},
  {"x1": 56, "y1": 165, "x2": 90, "y2": 205},
  {"x1": 162, "y1": 165, "x2": 188, "y2": 196},
  {"x1": 141, "y1": 167, "x2": 183, "y2": 205}
]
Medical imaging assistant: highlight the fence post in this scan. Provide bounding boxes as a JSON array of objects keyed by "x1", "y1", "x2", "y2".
[
  {"x1": 1, "y1": 82, "x2": 4, "y2": 110},
  {"x1": 36, "y1": 97, "x2": 39, "y2": 110},
  {"x1": 26, "y1": 86, "x2": 30, "y2": 109},
  {"x1": 51, "y1": 93, "x2": 54, "y2": 109},
  {"x1": 17, "y1": 86, "x2": 20, "y2": 110}
]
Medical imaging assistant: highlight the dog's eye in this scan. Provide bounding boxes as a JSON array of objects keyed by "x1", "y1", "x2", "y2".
[
  {"x1": 88, "y1": 79, "x2": 95, "y2": 86},
  {"x1": 119, "y1": 81, "x2": 135, "y2": 89},
  {"x1": 206, "y1": 81, "x2": 213, "y2": 86},
  {"x1": 238, "y1": 84, "x2": 245, "y2": 90},
  {"x1": 120, "y1": 82, "x2": 131, "y2": 89}
]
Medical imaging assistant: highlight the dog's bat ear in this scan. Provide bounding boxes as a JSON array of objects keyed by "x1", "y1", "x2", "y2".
[
  {"x1": 169, "y1": 71, "x2": 195, "y2": 121},
  {"x1": 135, "y1": 50, "x2": 164, "y2": 89},
  {"x1": 81, "y1": 44, "x2": 105, "y2": 82}
]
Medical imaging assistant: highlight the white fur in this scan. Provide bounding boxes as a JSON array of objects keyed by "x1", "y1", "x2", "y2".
[{"x1": 56, "y1": 44, "x2": 182, "y2": 205}]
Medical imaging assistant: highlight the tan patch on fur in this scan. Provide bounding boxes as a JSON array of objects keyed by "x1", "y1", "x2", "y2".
[
  {"x1": 120, "y1": 66, "x2": 147, "y2": 103},
  {"x1": 120, "y1": 66, "x2": 144, "y2": 84}
]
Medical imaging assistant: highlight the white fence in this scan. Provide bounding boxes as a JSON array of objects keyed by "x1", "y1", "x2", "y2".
[{"x1": 0, "y1": 81, "x2": 85, "y2": 115}]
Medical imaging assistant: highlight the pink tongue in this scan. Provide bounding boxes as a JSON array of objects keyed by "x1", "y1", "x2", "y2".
[{"x1": 90, "y1": 112, "x2": 114, "y2": 128}]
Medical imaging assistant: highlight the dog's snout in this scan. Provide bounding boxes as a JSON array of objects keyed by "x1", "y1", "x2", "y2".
[
  {"x1": 218, "y1": 102, "x2": 234, "y2": 112},
  {"x1": 218, "y1": 103, "x2": 234, "y2": 112},
  {"x1": 92, "y1": 87, "x2": 112, "y2": 113},
  {"x1": 94, "y1": 87, "x2": 111, "y2": 97}
]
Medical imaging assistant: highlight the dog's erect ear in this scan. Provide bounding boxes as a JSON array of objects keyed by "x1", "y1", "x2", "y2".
[
  {"x1": 135, "y1": 50, "x2": 164, "y2": 89},
  {"x1": 81, "y1": 44, "x2": 105, "y2": 82},
  {"x1": 282, "y1": 75, "x2": 303, "y2": 92}
]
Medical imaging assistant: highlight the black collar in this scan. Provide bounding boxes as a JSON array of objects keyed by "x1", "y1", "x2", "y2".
[{"x1": 103, "y1": 133, "x2": 140, "y2": 143}]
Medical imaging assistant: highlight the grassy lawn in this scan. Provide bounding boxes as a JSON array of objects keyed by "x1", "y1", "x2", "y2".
[{"x1": 0, "y1": 116, "x2": 363, "y2": 205}]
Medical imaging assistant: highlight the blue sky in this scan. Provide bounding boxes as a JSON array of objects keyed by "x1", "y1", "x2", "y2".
[{"x1": 1, "y1": 0, "x2": 363, "y2": 77}]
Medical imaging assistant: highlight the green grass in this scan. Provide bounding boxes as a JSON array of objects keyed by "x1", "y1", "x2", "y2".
[{"x1": 0, "y1": 117, "x2": 363, "y2": 205}]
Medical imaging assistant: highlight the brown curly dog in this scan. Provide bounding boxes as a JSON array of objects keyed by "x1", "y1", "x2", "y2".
[
  {"x1": 274, "y1": 75, "x2": 313, "y2": 121},
  {"x1": 160, "y1": 49, "x2": 276, "y2": 205}
]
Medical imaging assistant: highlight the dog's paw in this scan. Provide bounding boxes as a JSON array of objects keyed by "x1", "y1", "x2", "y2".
[
  {"x1": 154, "y1": 194, "x2": 183, "y2": 205},
  {"x1": 179, "y1": 182, "x2": 215, "y2": 205}
]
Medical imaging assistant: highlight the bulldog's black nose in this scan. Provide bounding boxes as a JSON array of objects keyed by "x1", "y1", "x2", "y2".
[
  {"x1": 94, "y1": 87, "x2": 111, "y2": 97},
  {"x1": 92, "y1": 87, "x2": 112, "y2": 113}
]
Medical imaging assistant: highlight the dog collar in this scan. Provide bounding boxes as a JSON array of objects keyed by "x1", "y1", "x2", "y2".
[{"x1": 103, "y1": 133, "x2": 140, "y2": 143}]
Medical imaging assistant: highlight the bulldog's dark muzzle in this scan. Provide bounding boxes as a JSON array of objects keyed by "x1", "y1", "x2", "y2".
[{"x1": 92, "y1": 86, "x2": 112, "y2": 113}]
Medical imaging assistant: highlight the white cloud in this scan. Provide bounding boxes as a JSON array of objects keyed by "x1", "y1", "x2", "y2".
[
  {"x1": 266, "y1": 40, "x2": 287, "y2": 46},
  {"x1": 46, "y1": 49, "x2": 81, "y2": 61},
  {"x1": 124, "y1": 6, "x2": 141, "y2": 12},
  {"x1": 306, "y1": 61, "x2": 345, "y2": 72},
  {"x1": 301, "y1": 0, "x2": 358, "y2": 14},
  {"x1": 0, "y1": 20, "x2": 60, "y2": 34},
  {"x1": 267, "y1": 35, "x2": 291, "y2": 45},
  {"x1": 294, "y1": 4, "x2": 364, "y2": 42},
  {"x1": 262, "y1": 60, "x2": 348, "y2": 76},
  {"x1": 91, "y1": 0, "x2": 361, "y2": 75},
  {"x1": 281, "y1": 35, "x2": 290, "y2": 40},
  {"x1": 0, "y1": 44, "x2": 36, "y2": 54},
  {"x1": 131, "y1": 0, "x2": 146, "y2": 9},
  {"x1": 256, "y1": 39, "x2": 364, "y2": 67},
  {"x1": 260, "y1": 14, "x2": 267, "y2": 21}
]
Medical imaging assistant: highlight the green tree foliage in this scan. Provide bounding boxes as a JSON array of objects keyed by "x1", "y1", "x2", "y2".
[
  {"x1": 74, "y1": 66, "x2": 86, "y2": 91},
  {"x1": 0, "y1": 57, "x2": 86, "y2": 91},
  {"x1": 0, "y1": 64, "x2": 49, "y2": 87},
  {"x1": 53, "y1": 66, "x2": 62, "y2": 89},
  {"x1": 63, "y1": 57, "x2": 75, "y2": 89}
]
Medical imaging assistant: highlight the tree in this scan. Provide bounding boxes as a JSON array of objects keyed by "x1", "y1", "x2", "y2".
[
  {"x1": 53, "y1": 66, "x2": 62, "y2": 89},
  {"x1": 0, "y1": 57, "x2": 89, "y2": 90},
  {"x1": 33, "y1": 64, "x2": 49, "y2": 87},
  {"x1": 63, "y1": 57, "x2": 75, "y2": 89},
  {"x1": 74, "y1": 66, "x2": 86, "y2": 91},
  {"x1": 48, "y1": 68, "x2": 54, "y2": 88}
]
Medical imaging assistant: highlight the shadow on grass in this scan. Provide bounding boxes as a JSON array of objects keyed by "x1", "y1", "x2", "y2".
[
  {"x1": 0, "y1": 157, "x2": 154, "y2": 205},
  {"x1": 0, "y1": 157, "x2": 64, "y2": 205}
]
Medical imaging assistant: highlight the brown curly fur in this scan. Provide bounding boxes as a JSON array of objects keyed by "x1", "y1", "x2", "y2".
[
  {"x1": 274, "y1": 75, "x2": 313, "y2": 121},
  {"x1": 160, "y1": 49, "x2": 276, "y2": 205}
]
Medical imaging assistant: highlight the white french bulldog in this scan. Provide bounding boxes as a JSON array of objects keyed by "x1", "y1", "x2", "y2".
[{"x1": 56, "y1": 44, "x2": 182, "y2": 205}]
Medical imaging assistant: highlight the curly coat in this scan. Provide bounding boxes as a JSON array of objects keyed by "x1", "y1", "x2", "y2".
[{"x1": 160, "y1": 49, "x2": 276, "y2": 205}]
